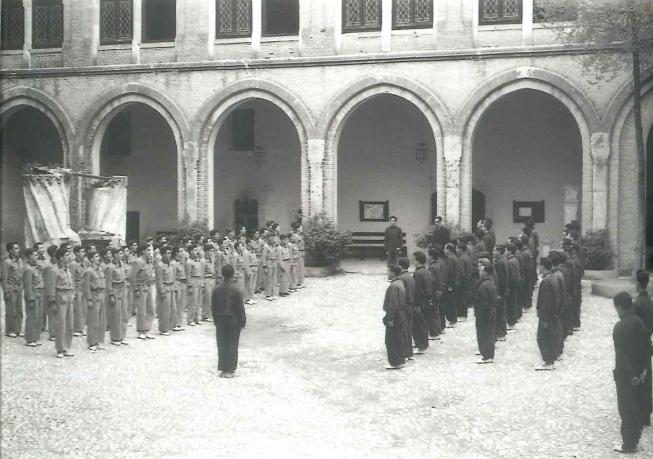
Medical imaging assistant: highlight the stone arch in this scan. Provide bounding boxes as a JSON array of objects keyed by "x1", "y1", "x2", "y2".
[
  {"x1": 458, "y1": 68, "x2": 597, "y2": 232},
  {"x1": 607, "y1": 69, "x2": 653, "y2": 270},
  {"x1": 80, "y1": 83, "x2": 190, "y2": 223},
  {"x1": 320, "y1": 76, "x2": 450, "y2": 222},
  {"x1": 0, "y1": 86, "x2": 75, "y2": 167},
  {"x1": 194, "y1": 79, "x2": 314, "y2": 225}
]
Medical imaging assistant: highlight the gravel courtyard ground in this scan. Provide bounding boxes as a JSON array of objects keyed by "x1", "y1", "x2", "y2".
[{"x1": 1, "y1": 272, "x2": 652, "y2": 458}]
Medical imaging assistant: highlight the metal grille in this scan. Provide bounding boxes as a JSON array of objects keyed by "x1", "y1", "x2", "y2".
[
  {"x1": 1, "y1": 5, "x2": 25, "y2": 50},
  {"x1": 365, "y1": 0, "x2": 380, "y2": 25},
  {"x1": 415, "y1": 0, "x2": 431, "y2": 23},
  {"x1": 217, "y1": 0, "x2": 250, "y2": 37},
  {"x1": 101, "y1": 0, "x2": 132, "y2": 44},
  {"x1": 344, "y1": 0, "x2": 361, "y2": 27},
  {"x1": 504, "y1": 0, "x2": 520, "y2": 17},
  {"x1": 219, "y1": 0, "x2": 233, "y2": 32},
  {"x1": 235, "y1": 0, "x2": 250, "y2": 33},
  {"x1": 483, "y1": 0, "x2": 498, "y2": 18},
  {"x1": 118, "y1": 1, "x2": 132, "y2": 38},
  {"x1": 395, "y1": 0, "x2": 411, "y2": 25}
]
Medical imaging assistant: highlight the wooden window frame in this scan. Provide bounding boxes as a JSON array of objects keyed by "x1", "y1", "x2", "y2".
[
  {"x1": 1, "y1": 0, "x2": 25, "y2": 51},
  {"x1": 100, "y1": 0, "x2": 133, "y2": 45},
  {"x1": 478, "y1": 0, "x2": 522, "y2": 25},
  {"x1": 392, "y1": 0, "x2": 433, "y2": 30},
  {"x1": 216, "y1": 0, "x2": 252, "y2": 39},
  {"x1": 141, "y1": 0, "x2": 176, "y2": 43},
  {"x1": 261, "y1": 0, "x2": 300, "y2": 37},
  {"x1": 342, "y1": 0, "x2": 382, "y2": 34},
  {"x1": 32, "y1": 0, "x2": 63, "y2": 49}
]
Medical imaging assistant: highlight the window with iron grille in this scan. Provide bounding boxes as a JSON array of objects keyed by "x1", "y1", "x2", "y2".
[
  {"x1": 101, "y1": 0, "x2": 133, "y2": 44},
  {"x1": 392, "y1": 0, "x2": 433, "y2": 30},
  {"x1": 1, "y1": 0, "x2": 24, "y2": 50},
  {"x1": 32, "y1": 0, "x2": 63, "y2": 49},
  {"x1": 216, "y1": 0, "x2": 252, "y2": 38},
  {"x1": 142, "y1": 0, "x2": 176, "y2": 42},
  {"x1": 262, "y1": 0, "x2": 299, "y2": 36},
  {"x1": 533, "y1": 0, "x2": 577, "y2": 23},
  {"x1": 479, "y1": 0, "x2": 522, "y2": 25},
  {"x1": 342, "y1": 0, "x2": 382, "y2": 33}
]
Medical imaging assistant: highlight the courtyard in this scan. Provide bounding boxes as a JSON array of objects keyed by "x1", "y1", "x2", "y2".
[{"x1": 0, "y1": 271, "x2": 651, "y2": 458}]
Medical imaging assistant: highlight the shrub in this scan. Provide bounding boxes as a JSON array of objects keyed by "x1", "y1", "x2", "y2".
[
  {"x1": 413, "y1": 222, "x2": 476, "y2": 249},
  {"x1": 303, "y1": 213, "x2": 352, "y2": 267},
  {"x1": 169, "y1": 218, "x2": 210, "y2": 244},
  {"x1": 581, "y1": 229, "x2": 614, "y2": 270}
]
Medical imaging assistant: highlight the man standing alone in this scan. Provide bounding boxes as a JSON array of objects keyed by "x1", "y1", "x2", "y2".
[
  {"x1": 212, "y1": 265, "x2": 246, "y2": 379},
  {"x1": 384, "y1": 216, "x2": 403, "y2": 268},
  {"x1": 612, "y1": 292, "x2": 648, "y2": 453}
]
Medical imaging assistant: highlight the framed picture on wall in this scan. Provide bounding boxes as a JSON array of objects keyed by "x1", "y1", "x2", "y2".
[
  {"x1": 513, "y1": 201, "x2": 545, "y2": 223},
  {"x1": 359, "y1": 200, "x2": 389, "y2": 222}
]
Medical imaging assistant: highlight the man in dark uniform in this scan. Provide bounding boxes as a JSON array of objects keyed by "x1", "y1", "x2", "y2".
[
  {"x1": 475, "y1": 264, "x2": 497, "y2": 364},
  {"x1": 384, "y1": 216, "x2": 403, "y2": 269},
  {"x1": 505, "y1": 243, "x2": 521, "y2": 328},
  {"x1": 397, "y1": 257, "x2": 415, "y2": 360},
  {"x1": 431, "y1": 216, "x2": 450, "y2": 248},
  {"x1": 427, "y1": 247, "x2": 445, "y2": 339},
  {"x1": 412, "y1": 251, "x2": 431, "y2": 353},
  {"x1": 633, "y1": 270, "x2": 653, "y2": 427},
  {"x1": 515, "y1": 239, "x2": 533, "y2": 313},
  {"x1": 383, "y1": 265, "x2": 406, "y2": 369},
  {"x1": 212, "y1": 264, "x2": 246, "y2": 379},
  {"x1": 548, "y1": 251, "x2": 566, "y2": 360},
  {"x1": 458, "y1": 243, "x2": 475, "y2": 318},
  {"x1": 443, "y1": 244, "x2": 460, "y2": 327},
  {"x1": 536, "y1": 257, "x2": 559, "y2": 371},
  {"x1": 492, "y1": 244, "x2": 509, "y2": 341},
  {"x1": 482, "y1": 218, "x2": 496, "y2": 258},
  {"x1": 612, "y1": 292, "x2": 648, "y2": 453}
]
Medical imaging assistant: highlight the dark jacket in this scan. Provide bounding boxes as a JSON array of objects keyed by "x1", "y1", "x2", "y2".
[
  {"x1": 383, "y1": 278, "x2": 406, "y2": 326},
  {"x1": 474, "y1": 276, "x2": 497, "y2": 321},
  {"x1": 413, "y1": 266, "x2": 432, "y2": 309},
  {"x1": 445, "y1": 254, "x2": 460, "y2": 291},
  {"x1": 432, "y1": 226, "x2": 450, "y2": 248},
  {"x1": 384, "y1": 225, "x2": 403, "y2": 252},
  {"x1": 493, "y1": 255, "x2": 508, "y2": 298},
  {"x1": 634, "y1": 290, "x2": 653, "y2": 339},
  {"x1": 211, "y1": 280, "x2": 246, "y2": 327},
  {"x1": 398, "y1": 270, "x2": 415, "y2": 308},
  {"x1": 516, "y1": 249, "x2": 532, "y2": 285},
  {"x1": 613, "y1": 310, "x2": 649, "y2": 381},
  {"x1": 506, "y1": 254, "x2": 521, "y2": 287},
  {"x1": 536, "y1": 273, "x2": 558, "y2": 322}
]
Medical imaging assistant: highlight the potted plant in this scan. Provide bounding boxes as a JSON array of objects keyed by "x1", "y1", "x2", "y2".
[
  {"x1": 303, "y1": 213, "x2": 352, "y2": 277},
  {"x1": 581, "y1": 229, "x2": 617, "y2": 280}
]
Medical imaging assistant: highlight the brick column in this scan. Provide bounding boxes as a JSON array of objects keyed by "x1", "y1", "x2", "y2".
[
  {"x1": 522, "y1": 0, "x2": 534, "y2": 46},
  {"x1": 182, "y1": 140, "x2": 199, "y2": 224},
  {"x1": 590, "y1": 132, "x2": 610, "y2": 231},
  {"x1": 23, "y1": 0, "x2": 32, "y2": 67},
  {"x1": 307, "y1": 139, "x2": 324, "y2": 217},
  {"x1": 443, "y1": 134, "x2": 463, "y2": 228}
]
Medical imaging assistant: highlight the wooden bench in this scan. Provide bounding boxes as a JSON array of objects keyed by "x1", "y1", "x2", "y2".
[{"x1": 348, "y1": 232, "x2": 407, "y2": 260}]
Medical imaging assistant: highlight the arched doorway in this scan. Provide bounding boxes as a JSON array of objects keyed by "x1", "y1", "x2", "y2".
[
  {"x1": 212, "y1": 99, "x2": 301, "y2": 232},
  {"x1": 99, "y1": 103, "x2": 178, "y2": 240},
  {"x1": 0, "y1": 106, "x2": 64, "y2": 244},
  {"x1": 337, "y1": 94, "x2": 437, "y2": 254},
  {"x1": 472, "y1": 89, "x2": 582, "y2": 246}
]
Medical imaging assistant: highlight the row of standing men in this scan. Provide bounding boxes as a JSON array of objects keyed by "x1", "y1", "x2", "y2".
[
  {"x1": 382, "y1": 218, "x2": 585, "y2": 369},
  {"x1": 1, "y1": 223, "x2": 306, "y2": 358}
]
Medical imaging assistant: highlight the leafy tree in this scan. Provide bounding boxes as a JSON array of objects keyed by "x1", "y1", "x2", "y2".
[{"x1": 539, "y1": 0, "x2": 653, "y2": 269}]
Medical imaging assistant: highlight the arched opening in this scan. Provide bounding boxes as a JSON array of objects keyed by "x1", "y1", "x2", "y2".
[
  {"x1": 212, "y1": 99, "x2": 301, "y2": 231},
  {"x1": 647, "y1": 125, "x2": 653, "y2": 268},
  {"x1": 337, "y1": 94, "x2": 437, "y2": 254},
  {"x1": 99, "y1": 103, "x2": 178, "y2": 240},
  {"x1": 472, "y1": 89, "x2": 582, "y2": 246},
  {"x1": 0, "y1": 106, "x2": 64, "y2": 244}
]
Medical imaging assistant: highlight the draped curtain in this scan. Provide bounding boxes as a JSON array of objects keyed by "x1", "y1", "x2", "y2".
[
  {"x1": 87, "y1": 176, "x2": 127, "y2": 240},
  {"x1": 22, "y1": 171, "x2": 79, "y2": 247}
]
